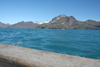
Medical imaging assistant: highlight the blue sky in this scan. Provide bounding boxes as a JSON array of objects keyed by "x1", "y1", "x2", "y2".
[{"x1": 0, "y1": 0, "x2": 100, "y2": 24}]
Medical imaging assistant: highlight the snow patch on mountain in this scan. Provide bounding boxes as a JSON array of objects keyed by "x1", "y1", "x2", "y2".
[{"x1": 35, "y1": 21, "x2": 50, "y2": 24}]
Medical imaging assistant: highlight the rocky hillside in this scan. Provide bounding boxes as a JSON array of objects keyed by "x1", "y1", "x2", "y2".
[
  {"x1": 9, "y1": 21, "x2": 39, "y2": 28},
  {"x1": 0, "y1": 22, "x2": 10, "y2": 28},
  {"x1": 37, "y1": 15, "x2": 100, "y2": 29}
]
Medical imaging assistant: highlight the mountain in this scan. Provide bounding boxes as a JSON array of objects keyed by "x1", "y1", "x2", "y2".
[
  {"x1": 0, "y1": 22, "x2": 10, "y2": 28},
  {"x1": 9, "y1": 21, "x2": 39, "y2": 28},
  {"x1": 37, "y1": 15, "x2": 100, "y2": 29},
  {"x1": 0, "y1": 15, "x2": 100, "y2": 29}
]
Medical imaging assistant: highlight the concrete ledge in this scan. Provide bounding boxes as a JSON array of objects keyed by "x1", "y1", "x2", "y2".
[{"x1": 0, "y1": 43, "x2": 100, "y2": 67}]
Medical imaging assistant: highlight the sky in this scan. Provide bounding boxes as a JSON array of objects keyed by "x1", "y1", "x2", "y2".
[{"x1": 0, "y1": 0, "x2": 100, "y2": 24}]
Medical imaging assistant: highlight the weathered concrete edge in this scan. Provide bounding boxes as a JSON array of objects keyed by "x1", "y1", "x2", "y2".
[
  {"x1": 0, "y1": 43, "x2": 100, "y2": 67},
  {"x1": 0, "y1": 44, "x2": 42, "y2": 67}
]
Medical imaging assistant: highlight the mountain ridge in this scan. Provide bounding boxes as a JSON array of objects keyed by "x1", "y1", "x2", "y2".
[{"x1": 0, "y1": 15, "x2": 100, "y2": 30}]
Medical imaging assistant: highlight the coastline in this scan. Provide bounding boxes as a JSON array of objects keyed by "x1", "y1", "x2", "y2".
[{"x1": 0, "y1": 43, "x2": 100, "y2": 67}]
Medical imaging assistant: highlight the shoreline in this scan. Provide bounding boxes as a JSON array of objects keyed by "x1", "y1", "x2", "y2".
[
  {"x1": 0, "y1": 27, "x2": 100, "y2": 30},
  {"x1": 0, "y1": 43, "x2": 100, "y2": 67}
]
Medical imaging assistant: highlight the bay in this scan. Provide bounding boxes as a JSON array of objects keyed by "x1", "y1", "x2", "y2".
[{"x1": 0, "y1": 28, "x2": 100, "y2": 59}]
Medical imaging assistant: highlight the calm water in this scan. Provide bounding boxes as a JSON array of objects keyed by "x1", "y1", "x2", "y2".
[{"x1": 0, "y1": 28, "x2": 100, "y2": 59}]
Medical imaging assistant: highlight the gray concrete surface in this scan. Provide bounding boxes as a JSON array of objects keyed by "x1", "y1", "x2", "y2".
[{"x1": 0, "y1": 43, "x2": 100, "y2": 67}]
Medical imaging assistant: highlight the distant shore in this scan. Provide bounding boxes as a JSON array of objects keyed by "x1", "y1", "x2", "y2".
[
  {"x1": 0, "y1": 15, "x2": 100, "y2": 30},
  {"x1": 0, "y1": 43, "x2": 100, "y2": 67}
]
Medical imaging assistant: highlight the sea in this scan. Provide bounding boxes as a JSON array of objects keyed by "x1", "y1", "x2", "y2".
[{"x1": 0, "y1": 28, "x2": 100, "y2": 59}]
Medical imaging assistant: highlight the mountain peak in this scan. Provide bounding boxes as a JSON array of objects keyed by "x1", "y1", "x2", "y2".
[
  {"x1": 58, "y1": 15, "x2": 66, "y2": 17},
  {"x1": 70, "y1": 16, "x2": 75, "y2": 19}
]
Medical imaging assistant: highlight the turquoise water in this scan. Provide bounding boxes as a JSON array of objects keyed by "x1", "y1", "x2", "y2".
[{"x1": 0, "y1": 28, "x2": 100, "y2": 59}]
